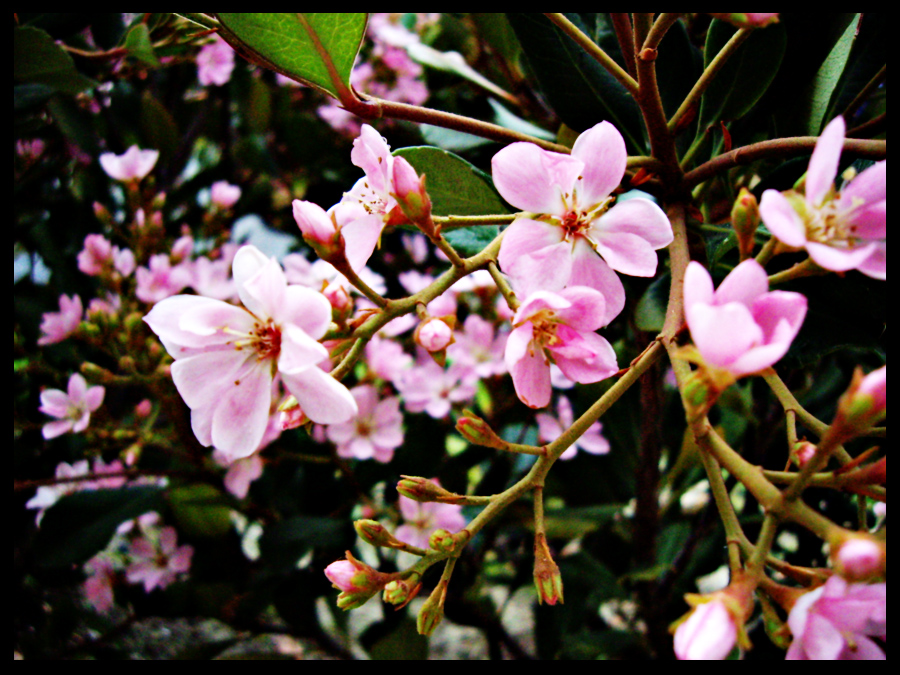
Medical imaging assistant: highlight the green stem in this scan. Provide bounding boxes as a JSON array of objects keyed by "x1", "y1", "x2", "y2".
[
  {"x1": 668, "y1": 28, "x2": 752, "y2": 133},
  {"x1": 329, "y1": 337, "x2": 367, "y2": 382},
  {"x1": 432, "y1": 235, "x2": 466, "y2": 268},
  {"x1": 544, "y1": 13, "x2": 639, "y2": 96},
  {"x1": 178, "y1": 13, "x2": 221, "y2": 29},
  {"x1": 609, "y1": 13, "x2": 636, "y2": 78},
  {"x1": 767, "y1": 257, "x2": 827, "y2": 286},
  {"x1": 487, "y1": 261, "x2": 518, "y2": 312},
  {"x1": 339, "y1": 262, "x2": 388, "y2": 308},
  {"x1": 698, "y1": 445, "x2": 746, "y2": 575},
  {"x1": 755, "y1": 236, "x2": 778, "y2": 267},
  {"x1": 685, "y1": 137, "x2": 886, "y2": 188},
  {"x1": 434, "y1": 214, "x2": 518, "y2": 229},
  {"x1": 357, "y1": 95, "x2": 570, "y2": 154},
  {"x1": 744, "y1": 513, "x2": 779, "y2": 581},
  {"x1": 763, "y1": 470, "x2": 886, "y2": 500},
  {"x1": 643, "y1": 13, "x2": 682, "y2": 50},
  {"x1": 661, "y1": 203, "x2": 689, "y2": 343}
]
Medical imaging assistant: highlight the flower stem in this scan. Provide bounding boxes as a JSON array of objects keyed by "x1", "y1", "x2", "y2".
[
  {"x1": 767, "y1": 257, "x2": 827, "y2": 286},
  {"x1": 609, "y1": 13, "x2": 636, "y2": 78},
  {"x1": 544, "y1": 14, "x2": 639, "y2": 97},
  {"x1": 487, "y1": 261, "x2": 518, "y2": 312},
  {"x1": 434, "y1": 214, "x2": 518, "y2": 229},
  {"x1": 643, "y1": 13, "x2": 682, "y2": 51}
]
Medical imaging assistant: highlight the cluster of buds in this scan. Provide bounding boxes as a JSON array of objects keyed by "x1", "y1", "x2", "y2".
[
  {"x1": 324, "y1": 551, "x2": 394, "y2": 610},
  {"x1": 382, "y1": 573, "x2": 422, "y2": 607}
]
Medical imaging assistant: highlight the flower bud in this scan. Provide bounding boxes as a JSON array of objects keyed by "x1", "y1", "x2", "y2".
[
  {"x1": 428, "y1": 528, "x2": 469, "y2": 553},
  {"x1": 731, "y1": 188, "x2": 760, "y2": 260},
  {"x1": 210, "y1": 180, "x2": 241, "y2": 209},
  {"x1": 278, "y1": 396, "x2": 309, "y2": 430},
  {"x1": 417, "y1": 581, "x2": 448, "y2": 636},
  {"x1": 383, "y1": 574, "x2": 421, "y2": 607},
  {"x1": 414, "y1": 316, "x2": 454, "y2": 353},
  {"x1": 397, "y1": 476, "x2": 458, "y2": 504},
  {"x1": 791, "y1": 440, "x2": 817, "y2": 468},
  {"x1": 673, "y1": 598, "x2": 738, "y2": 660},
  {"x1": 391, "y1": 157, "x2": 435, "y2": 237},
  {"x1": 832, "y1": 535, "x2": 885, "y2": 581},
  {"x1": 533, "y1": 533, "x2": 563, "y2": 606},
  {"x1": 292, "y1": 199, "x2": 344, "y2": 262},
  {"x1": 325, "y1": 553, "x2": 384, "y2": 610},
  {"x1": 354, "y1": 519, "x2": 405, "y2": 549},
  {"x1": 455, "y1": 410, "x2": 507, "y2": 450},
  {"x1": 834, "y1": 366, "x2": 886, "y2": 439}
]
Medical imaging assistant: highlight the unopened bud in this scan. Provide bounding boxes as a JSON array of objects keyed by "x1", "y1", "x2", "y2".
[
  {"x1": 278, "y1": 396, "x2": 309, "y2": 430},
  {"x1": 673, "y1": 598, "x2": 738, "y2": 660},
  {"x1": 414, "y1": 316, "x2": 454, "y2": 353},
  {"x1": 533, "y1": 533, "x2": 563, "y2": 606},
  {"x1": 92, "y1": 201, "x2": 113, "y2": 226},
  {"x1": 832, "y1": 535, "x2": 885, "y2": 582},
  {"x1": 397, "y1": 476, "x2": 458, "y2": 504},
  {"x1": 354, "y1": 519, "x2": 404, "y2": 549},
  {"x1": 731, "y1": 188, "x2": 759, "y2": 260},
  {"x1": 326, "y1": 552, "x2": 385, "y2": 610},
  {"x1": 293, "y1": 199, "x2": 344, "y2": 262},
  {"x1": 417, "y1": 581, "x2": 448, "y2": 636},
  {"x1": 392, "y1": 157, "x2": 435, "y2": 237},
  {"x1": 791, "y1": 441, "x2": 817, "y2": 468},
  {"x1": 455, "y1": 410, "x2": 506, "y2": 450},
  {"x1": 428, "y1": 528, "x2": 469, "y2": 553},
  {"x1": 827, "y1": 366, "x2": 887, "y2": 445},
  {"x1": 383, "y1": 574, "x2": 421, "y2": 606}
]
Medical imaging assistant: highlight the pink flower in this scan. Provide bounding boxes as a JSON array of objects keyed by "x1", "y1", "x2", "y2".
[
  {"x1": 135, "y1": 254, "x2": 192, "y2": 304},
  {"x1": 222, "y1": 452, "x2": 264, "y2": 499},
  {"x1": 536, "y1": 396, "x2": 609, "y2": 460},
  {"x1": 341, "y1": 124, "x2": 409, "y2": 229},
  {"x1": 210, "y1": 180, "x2": 241, "y2": 209},
  {"x1": 447, "y1": 315, "x2": 509, "y2": 379},
  {"x1": 38, "y1": 294, "x2": 82, "y2": 345},
  {"x1": 365, "y1": 335, "x2": 413, "y2": 383},
  {"x1": 25, "y1": 459, "x2": 90, "y2": 522},
  {"x1": 196, "y1": 35, "x2": 235, "y2": 86},
  {"x1": 395, "y1": 484, "x2": 467, "y2": 550},
  {"x1": 143, "y1": 245, "x2": 358, "y2": 461},
  {"x1": 786, "y1": 576, "x2": 886, "y2": 660},
  {"x1": 39, "y1": 373, "x2": 105, "y2": 439},
  {"x1": 292, "y1": 199, "x2": 382, "y2": 272},
  {"x1": 126, "y1": 526, "x2": 194, "y2": 593},
  {"x1": 506, "y1": 287, "x2": 618, "y2": 409},
  {"x1": 83, "y1": 556, "x2": 117, "y2": 613},
  {"x1": 674, "y1": 599, "x2": 738, "y2": 660},
  {"x1": 493, "y1": 121, "x2": 673, "y2": 321},
  {"x1": 326, "y1": 385, "x2": 404, "y2": 462},
  {"x1": 77, "y1": 234, "x2": 135, "y2": 277},
  {"x1": 760, "y1": 117, "x2": 886, "y2": 279},
  {"x1": 395, "y1": 359, "x2": 476, "y2": 419},
  {"x1": 684, "y1": 259, "x2": 807, "y2": 377},
  {"x1": 99, "y1": 145, "x2": 159, "y2": 182}
]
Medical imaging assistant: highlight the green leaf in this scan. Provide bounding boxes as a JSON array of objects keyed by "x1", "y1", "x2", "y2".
[
  {"x1": 698, "y1": 20, "x2": 786, "y2": 128},
  {"x1": 367, "y1": 618, "x2": 428, "y2": 660},
  {"x1": 14, "y1": 26, "x2": 96, "y2": 94},
  {"x1": 167, "y1": 484, "x2": 233, "y2": 538},
  {"x1": 34, "y1": 486, "x2": 166, "y2": 568},
  {"x1": 825, "y1": 13, "x2": 886, "y2": 127},
  {"x1": 140, "y1": 91, "x2": 178, "y2": 164},
  {"x1": 801, "y1": 16, "x2": 859, "y2": 135},
  {"x1": 258, "y1": 516, "x2": 350, "y2": 570},
  {"x1": 216, "y1": 13, "x2": 367, "y2": 98},
  {"x1": 505, "y1": 13, "x2": 644, "y2": 151},
  {"x1": 394, "y1": 146, "x2": 510, "y2": 256},
  {"x1": 124, "y1": 22, "x2": 160, "y2": 67},
  {"x1": 634, "y1": 273, "x2": 669, "y2": 332}
]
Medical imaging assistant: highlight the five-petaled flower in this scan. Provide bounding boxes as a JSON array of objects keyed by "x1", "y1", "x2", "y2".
[
  {"x1": 493, "y1": 121, "x2": 673, "y2": 322},
  {"x1": 39, "y1": 372, "x2": 105, "y2": 440},
  {"x1": 99, "y1": 145, "x2": 159, "y2": 182},
  {"x1": 760, "y1": 116, "x2": 886, "y2": 279},
  {"x1": 144, "y1": 245, "x2": 357, "y2": 462}
]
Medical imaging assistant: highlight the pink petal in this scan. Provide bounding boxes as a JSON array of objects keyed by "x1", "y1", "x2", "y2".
[
  {"x1": 351, "y1": 125, "x2": 392, "y2": 195},
  {"x1": 514, "y1": 291, "x2": 572, "y2": 325},
  {"x1": 498, "y1": 218, "x2": 564, "y2": 274},
  {"x1": 341, "y1": 213, "x2": 384, "y2": 272},
  {"x1": 281, "y1": 366, "x2": 358, "y2": 424},
  {"x1": 593, "y1": 198, "x2": 673, "y2": 249},
  {"x1": 759, "y1": 190, "x2": 807, "y2": 247},
  {"x1": 85, "y1": 385, "x2": 105, "y2": 411},
  {"x1": 571, "y1": 121, "x2": 627, "y2": 204},
  {"x1": 505, "y1": 242, "x2": 574, "y2": 297},
  {"x1": 551, "y1": 332, "x2": 618, "y2": 383},
  {"x1": 845, "y1": 201, "x2": 886, "y2": 239},
  {"x1": 39, "y1": 389, "x2": 71, "y2": 418},
  {"x1": 278, "y1": 286, "x2": 332, "y2": 341},
  {"x1": 687, "y1": 303, "x2": 763, "y2": 370},
  {"x1": 593, "y1": 231, "x2": 660, "y2": 277},
  {"x1": 841, "y1": 160, "x2": 886, "y2": 207},
  {"x1": 683, "y1": 261, "x2": 715, "y2": 310},
  {"x1": 855, "y1": 241, "x2": 886, "y2": 280},
  {"x1": 509, "y1": 343, "x2": 552, "y2": 409},
  {"x1": 805, "y1": 241, "x2": 877, "y2": 272},
  {"x1": 714, "y1": 259, "x2": 768, "y2": 307},
  {"x1": 751, "y1": 291, "x2": 807, "y2": 343},
  {"x1": 210, "y1": 360, "x2": 273, "y2": 460},
  {"x1": 279, "y1": 324, "x2": 330, "y2": 372},
  {"x1": 67, "y1": 373, "x2": 88, "y2": 401},
  {"x1": 505, "y1": 323, "x2": 534, "y2": 366},
  {"x1": 240, "y1": 256, "x2": 288, "y2": 321},
  {"x1": 556, "y1": 286, "x2": 607, "y2": 330},
  {"x1": 569, "y1": 243, "x2": 626, "y2": 323},
  {"x1": 171, "y1": 350, "x2": 252, "y2": 410},
  {"x1": 491, "y1": 143, "x2": 581, "y2": 214},
  {"x1": 807, "y1": 116, "x2": 845, "y2": 207},
  {"x1": 42, "y1": 420, "x2": 73, "y2": 439}
]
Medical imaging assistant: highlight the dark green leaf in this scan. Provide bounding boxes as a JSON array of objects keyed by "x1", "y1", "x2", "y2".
[
  {"x1": 167, "y1": 484, "x2": 232, "y2": 538},
  {"x1": 140, "y1": 91, "x2": 179, "y2": 164},
  {"x1": 367, "y1": 618, "x2": 428, "y2": 660},
  {"x1": 699, "y1": 20, "x2": 786, "y2": 129},
  {"x1": 124, "y1": 23, "x2": 161, "y2": 67},
  {"x1": 505, "y1": 13, "x2": 644, "y2": 151},
  {"x1": 34, "y1": 486, "x2": 166, "y2": 568},
  {"x1": 634, "y1": 272, "x2": 670, "y2": 332},
  {"x1": 798, "y1": 15, "x2": 858, "y2": 135},
  {"x1": 825, "y1": 13, "x2": 887, "y2": 128},
  {"x1": 394, "y1": 146, "x2": 509, "y2": 256},
  {"x1": 654, "y1": 19, "x2": 701, "y2": 119},
  {"x1": 258, "y1": 516, "x2": 350, "y2": 570},
  {"x1": 216, "y1": 13, "x2": 367, "y2": 98},
  {"x1": 14, "y1": 26, "x2": 96, "y2": 94}
]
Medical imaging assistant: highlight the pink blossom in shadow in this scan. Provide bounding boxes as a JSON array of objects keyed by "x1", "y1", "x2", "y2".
[
  {"x1": 99, "y1": 145, "x2": 158, "y2": 182},
  {"x1": 196, "y1": 35, "x2": 235, "y2": 86},
  {"x1": 786, "y1": 576, "x2": 885, "y2": 660},
  {"x1": 536, "y1": 396, "x2": 609, "y2": 460},
  {"x1": 493, "y1": 121, "x2": 672, "y2": 322},
  {"x1": 684, "y1": 259, "x2": 807, "y2": 377},
  {"x1": 326, "y1": 385, "x2": 404, "y2": 463},
  {"x1": 39, "y1": 373, "x2": 105, "y2": 439},
  {"x1": 760, "y1": 116, "x2": 886, "y2": 279},
  {"x1": 506, "y1": 287, "x2": 618, "y2": 409},
  {"x1": 38, "y1": 294, "x2": 83, "y2": 345},
  {"x1": 126, "y1": 526, "x2": 194, "y2": 593}
]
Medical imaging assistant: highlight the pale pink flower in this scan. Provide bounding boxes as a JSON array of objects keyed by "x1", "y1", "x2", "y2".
[
  {"x1": 126, "y1": 526, "x2": 194, "y2": 593},
  {"x1": 684, "y1": 259, "x2": 807, "y2": 377},
  {"x1": 365, "y1": 335, "x2": 413, "y2": 383},
  {"x1": 786, "y1": 576, "x2": 886, "y2": 660},
  {"x1": 135, "y1": 254, "x2": 192, "y2": 304},
  {"x1": 77, "y1": 234, "x2": 134, "y2": 277},
  {"x1": 38, "y1": 294, "x2": 82, "y2": 345},
  {"x1": 493, "y1": 121, "x2": 673, "y2": 321},
  {"x1": 506, "y1": 287, "x2": 618, "y2": 409},
  {"x1": 326, "y1": 385, "x2": 404, "y2": 463},
  {"x1": 536, "y1": 395, "x2": 609, "y2": 460},
  {"x1": 189, "y1": 255, "x2": 237, "y2": 301},
  {"x1": 39, "y1": 373, "x2": 105, "y2": 439},
  {"x1": 674, "y1": 599, "x2": 738, "y2": 660},
  {"x1": 760, "y1": 117, "x2": 886, "y2": 279},
  {"x1": 25, "y1": 459, "x2": 90, "y2": 523},
  {"x1": 196, "y1": 35, "x2": 235, "y2": 86},
  {"x1": 210, "y1": 180, "x2": 241, "y2": 209},
  {"x1": 83, "y1": 556, "x2": 116, "y2": 613},
  {"x1": 415, "y1": 318, "x2": 453, "y2": 352},
  {"x1": 222, "y1": 452, "x2": 264, "y2": 499},
  {"x1": 292, "y1": 199, "x2": 382, "y2": 272},
  {"x1": 143, "y1": 245, "x2": 357, "y2": 461},
  {"x1": 99, "y1": 145, "x2": 158, "y2": 182},
  {"x1": 395, "y1": 483, "x2": 467, "y2": 550},
  {"x1": 447, "y1": 315, "x2": 508, "y2": 379},
  {"x1": 341, "y1": 124, "x2": 407, "y2": 228},
  {"x1": 395, "y1": 359, "x2": 476, "y2": 419}
]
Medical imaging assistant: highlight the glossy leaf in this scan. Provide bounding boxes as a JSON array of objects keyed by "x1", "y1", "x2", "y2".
[
  {"x1": 699, "y1": 20, "x2": 786, "y2": 129},
  {"x1": 34, "y1": 486, "x2": 166, "y2": 568},
  {"x1": 14, "y1": 26, "x2": 96, "y2": 95},
  {"x1": 124, "y1": 22, "x2": 160, "y2": 67},
  {"x1": 505, "y1": 13, "x2": 644, "y2": 151},
  {"x1": 216, "y1": 13, "x2": 367, "y2": 98},
  {"x1": 801, "y1": 15, "x2": 859, "y2": 135},
  {"x1": 394, "y1": 146, "x2": 510, "y2": 256}
]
